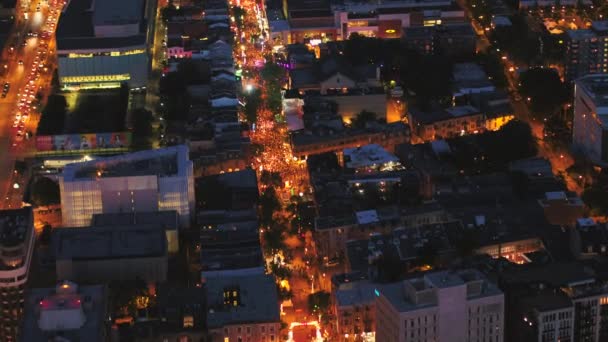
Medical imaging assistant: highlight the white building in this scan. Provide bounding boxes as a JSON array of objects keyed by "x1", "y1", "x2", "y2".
[
  {"x1": 375, "y1": 269, "x2": 504, "y2": 342},
  {"x1": 59, "y1": 145, "x2": 195, "y2": 227},
  {"x1": 0, "y1": 207, "x2": 35, "y2": 341},
  {"x1": 572, "y1": 74, "x2": 608, "y2": 165},
  {"x1": 20, "y1": 281, "x2": 108, "y2": 342}
]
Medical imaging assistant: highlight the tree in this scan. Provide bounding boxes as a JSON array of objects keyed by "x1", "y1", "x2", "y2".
[
  {"x1": 244, "y1": 88, "x2": 262, "y2": 123},
  {"x1": 30, "y1": 177, "x2": 60, "y2": 207},
  {"x1": 231, "y1": 6, "x2": 246, "y2": 29},
  {"x1": 307, "y1": 291, "x2": 330, "y2": 315},
  {"x1": 259, "y1": 186, "x2": 281, "y2": 226},
  {"x1": 582, "y1": 187, "x2": 608, "y2": 216},
  {"x1": 351, "y1": 110, "x2": 377, "y2": 129},
  {"x1": 519, "y1": 68, "x2": 569, "y2": 117},
  {"x1": 131, "y1": 108, "x2": 154, "y2": 150},
  {"x1": 260, "y1": 170, "x2": 283, "y2": 188},
  {"x1": 263, "y1": 227, "x2": 286, "y2": 254},
  {"x1": 38, "y1": 94, "x2": 67, "y2": 135}
]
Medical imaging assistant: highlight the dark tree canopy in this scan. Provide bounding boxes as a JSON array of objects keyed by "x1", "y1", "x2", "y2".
[
  {"x1": 37, "y1": 94, "x2": 67, "y2": 135},
  {"x1": 519, "y1": 68, "x2": 569, "y2": 116},
  {"x1": 30, "y1": 177, "x2": 60, "y2": 207}
]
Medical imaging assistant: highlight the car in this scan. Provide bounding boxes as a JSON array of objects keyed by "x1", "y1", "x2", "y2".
[
  {"x1": 18, "y1": 60, "x2": 23, "y2": 65},
  {"x1": 12, "y1": 121, "x2": 18, "y2": 128}
]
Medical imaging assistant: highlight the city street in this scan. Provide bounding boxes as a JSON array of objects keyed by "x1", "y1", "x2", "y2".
[{"x1": 0, "y1": 0, "x2": 63, "y2": 210}]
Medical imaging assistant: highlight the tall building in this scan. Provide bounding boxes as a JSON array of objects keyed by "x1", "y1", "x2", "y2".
[
  {"x1": 59, "y1": 145, "x2": 195, "y2": 227},
  {"x1": 375, "y1": 269, "x2": 504, "y2": 342},
  {"x1": 503, "y1": 262, "x2": 608, "y2": 342},
  {"x1": 20, "y1": 281, "x2": 109, "y2": 342},
  {"x1": 0, "y1": 207, "x2": 34, "y2": 342},
  {"x1": 572, "y1": 74, "x2": 608, "y2": 165},
  {"x1": 565, "y1": 22, "x2": 608, "y2": 82},
  {"x1": 55, "y1": 0, "x2": 150, "y2": 90}
]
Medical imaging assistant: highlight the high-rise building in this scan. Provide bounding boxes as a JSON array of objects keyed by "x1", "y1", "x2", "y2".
[
  {"x1": 59, "y1": 145, "x2": 195, "y2": 227},
  {"x1": 375, "y1": 269, "x2": 504, "y2": 342},
  {"x1": 0, "y1": 207, "x2": 35, "y2": 341},
  {"x1": 565, "y1": 22, "x2": 608, "y2": 82},
  {"x1": 572, "y1": 74, "x2": 608, "y2": 165}
]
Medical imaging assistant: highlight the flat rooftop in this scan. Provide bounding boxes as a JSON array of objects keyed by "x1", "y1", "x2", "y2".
[
  {"x1": 93, "y1": 0, "x2": 143, "y2": 26},
  {"x1": 53, "y1": 225, "x2": 167, "y2": 261},
  {"x1": 343, "y1": 144, "x2": 399, "y2": 169},
  {"x1": 379, "y1": 269, "x2": 502, "y2": 313},
  {"x1": 21, "y1": 282, "x2": 107, "y2": 342},
  {"x1": 335, "y1": 280, "x2": 377, "y2": 307},
  {"x1": 56, "y1": 0, "x2": 147, "y2": 50},
  {"x1": 206, "y1": 273, "x2": 280, "y2": 328},
  {"x1": 91, "y1": 210, "x2": 179, "y2": 228},
  {"x1": 576, "y1": 74, "x2": 608, "y2": 108},
  {"x1": 62, "y1": 145, "x2": 190, "y2": 181}
]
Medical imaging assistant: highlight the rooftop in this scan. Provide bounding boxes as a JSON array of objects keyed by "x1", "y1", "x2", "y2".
[
  {"x1": 379, "y1": 269, "x2": 502, "y2": 312},
  {"x1": 335, "y1": 280, "x2": 377, "y2": 307},
  {"x1": 206, "y1": 273, "x2": 280, "y2": 328},
  {"x1": 91, "y1": 210, "x2": 179, "y2": 228},
  {"x1": 62, "y1": 145, "x2": 190, "y2": 181},
  {"x1": 0, "y1": 207, "x2": 32, "y2": 249},
  {"x1": 56, "y1": 0, "x2": 147, "y2": 50},
  {"x1": 53, "y1": 225, "x2": 167, "y2": 261},
  {"x1": 92, "y1": 0, "x2": 143, "y2": 26},
  {"x1": 576, "y1": 74, "x2": 608, "y2": 108},
  {"x1": 21, "y1": 281, "x2": 107, "y2": 342},
  {"x1": 343, "y1": 144, "x2": 400, "y2": 169},
  {"x1": 519, "y1": 291, "x2": 573, "y2": 313}
]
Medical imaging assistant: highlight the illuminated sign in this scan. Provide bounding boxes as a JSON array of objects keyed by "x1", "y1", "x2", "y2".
[
  {"x1": 61, "y1": 74, "x2": 131, "y2": 84},
  {"x1": 36, "y1": 132, "x2": 132, "y2": 152},
  {"x1": 385, "y1": 29, "x2": 396, "y2": 34},
  {"x1": 374, "y1": 289, "x2": 380, "y2": 297},
  {"x1": 68, "y1": 53, "x2": 93, "y2": 58}
]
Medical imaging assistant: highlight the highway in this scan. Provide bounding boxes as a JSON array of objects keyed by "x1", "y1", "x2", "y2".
[{"x1": 0, "y1": 0, "x2": 62, "y2": 210}]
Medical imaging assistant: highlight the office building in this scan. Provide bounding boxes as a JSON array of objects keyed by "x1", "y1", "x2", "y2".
[
  {"x1": 572, "y1": 74, "x2": 608, "y2": 165},
  {"x1": 59, "y1": 145, "x2": 195, "y2": 227},
  {"x1": 205, "y1": 273, "x2": 281, "y2": 342},
  {"x1": 20, "y1": 281, "x2": 108, "y2": 342},
  {"x1": 55, "y1": 0, "x2": 150, "y2": 89},
  {"x1": 375, "y1": 269, "x2": 504, "y2": 342},
  {"x1": 0, "y1": 207, "x2": 34, "y2": 341},
  {"x1": 52, "y1": 224, "x2": 168, "y2": 282},
  {"x1": 564, "y1": 22, "x2": 608, "y2": 82}
]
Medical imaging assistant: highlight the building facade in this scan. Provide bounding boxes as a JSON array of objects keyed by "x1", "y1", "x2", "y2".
[
  {"x1": 59, "y1": 145, "x2": 195, "y2": 227},
  {"x1": 375, "y1": 269, "x2": 504, "y2": 342},
  {"x1": 564, "y1": 22, "x2": 608, "y2": 82},
  {"x1": 572, "y1": 74, "x2": 608, "y2": 165},
  {"x1": 0, "y1": 208, "x2": 35, "y2": 342}
]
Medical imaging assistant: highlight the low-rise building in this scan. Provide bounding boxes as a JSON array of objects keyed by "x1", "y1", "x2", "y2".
[
  {"x1": 408, "y1": 105, "x2": 485, "y2": 142},
  {"x1": 570, "y1": 218, "x2": 608, "y2": 260},
  {"x1": 538, "y1": 191, "x2": 584, "y2": 226},
  {"x1": 52, "y1": 224, "x2": 168, "y2": 282},
  {"x1": 334, "y1": 280, "x2": 377, "y2": 341},
  {"x1": 403, "y1": 23, "x2": 476, "y2": 57},
  {"x1": 20, "y1": 281, "x2": 108, "y2": 342},
  {"x1": 205, "y1": 273, "x2": 281, "y2": 342},
  {"x1": 291, "y1": 122, "x2": 409, "y2": 158},
  {"x1": 155, "y1": 284, "x2": 206, "y2": 341},
  {"x1": 375, "y1": 269, "x2": 504, "y2": 342}
]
